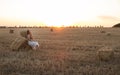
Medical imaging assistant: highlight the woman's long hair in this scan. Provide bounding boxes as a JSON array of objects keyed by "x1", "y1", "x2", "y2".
[{"x1": 27, "y1": 30, "x2": 33, "y2": 39}]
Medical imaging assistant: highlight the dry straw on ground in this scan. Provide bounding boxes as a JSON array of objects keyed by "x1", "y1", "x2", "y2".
[{"x1": 0, "y1": 28, "x2": 120, "y2": 75}]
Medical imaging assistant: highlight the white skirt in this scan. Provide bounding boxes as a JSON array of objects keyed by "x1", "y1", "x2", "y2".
[{"x1": 28, "y1": 40, "x2": 39, "y2": 47}]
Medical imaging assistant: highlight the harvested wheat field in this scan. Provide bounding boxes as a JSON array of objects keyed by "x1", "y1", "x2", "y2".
[{"x1": 0, "y1": 27, "x2": 120, "y2": 75}]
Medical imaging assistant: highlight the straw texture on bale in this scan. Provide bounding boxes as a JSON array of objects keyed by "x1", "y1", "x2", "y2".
[
  {"x1": 97, "y1": 47, "x2": 114, "y2": 61},
  {"x1": 10, "y1": 37, "x2": 31, "y2": 50},
  {"x1": 20, "y1": 30, "x2": 27, "y2": 38}
]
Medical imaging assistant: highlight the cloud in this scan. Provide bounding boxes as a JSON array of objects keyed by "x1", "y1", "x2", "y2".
[{"x1": 97, "y1": 15, "x2": 120, "y2": 21}]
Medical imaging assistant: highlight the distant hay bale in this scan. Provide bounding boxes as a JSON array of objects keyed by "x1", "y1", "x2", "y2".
[
  {"x1": 97, "y1": 46, "x2": 114, "y2": 61},
  {"x1": 20, "y1": 30, "x2": 27, "y2": 38},
  {"x1": 10, "y1": 37, "x2": 31, "y2": 50},
  {"x1": 50, "y1": 28, "x2": 53, "y2": 32},
  {"x1": 100, "y1": 31, "x2": 106, "y2": 33},
  {"x1": 106, "y1": 32, "x2": 111, "y2": 36},
  {"x1": 9, "y1": 29, "x2": 14, "y2": 33}
]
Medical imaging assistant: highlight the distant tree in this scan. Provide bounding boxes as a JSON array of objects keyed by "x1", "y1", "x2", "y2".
[{"x1": 112, "y1": 23, "x2": 120, "y2": 27}]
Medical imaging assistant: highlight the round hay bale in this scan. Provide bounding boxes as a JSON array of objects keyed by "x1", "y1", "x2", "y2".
[
  {"x1": 10, "y1": 37, "x2": 27, "y2": 50},
  {"x1": 10, "y1": 37, "x2": 31, "y2": 51},
  {"x1": 106, "y1": 32, "x2": 111, "y2": 36},
  {"x1": 50, "y1": 28, "x2": 53, "y2": 32},
  {"x1": 97, "y1": 46, "x2": 114, "y2": 61},
  {"x1": 100, "y1": 31, "x2": 106, "y2": 33},
  {"x1": 20, "y1": 30, "x2": 27, "y2": 38},
  {"x1": 9, "y1": 29, "x2": 14, "y2": 33}
]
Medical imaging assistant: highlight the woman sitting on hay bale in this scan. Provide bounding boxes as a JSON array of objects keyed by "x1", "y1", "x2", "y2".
[
  {"x1": 20, "y1": 30, "x2": 39, "y2": 50},
  {"x1": 26, "y1": 30, "x2": 39, "y2": 50}
]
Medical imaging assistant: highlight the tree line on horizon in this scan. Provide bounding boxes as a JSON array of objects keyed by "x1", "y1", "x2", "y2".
[
  {"x1": 112, "y1": 23, "x2": 120, "y2": 28},
  {"x1": 1, "y1": 23, "x2": 120, "y2": 28},
  {"x1": 0, "y1": 25, "x2": 104, "y2": 28}
]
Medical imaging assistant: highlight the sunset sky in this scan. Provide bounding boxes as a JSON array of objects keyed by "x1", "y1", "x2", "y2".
[{"x1": 0, "y1": 0, "x2": 120, "y2": 27}]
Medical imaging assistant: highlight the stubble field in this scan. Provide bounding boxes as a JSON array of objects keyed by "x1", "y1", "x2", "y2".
[{"x1": 0, "y1": 27, "x2": 120, "y2": 75}]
